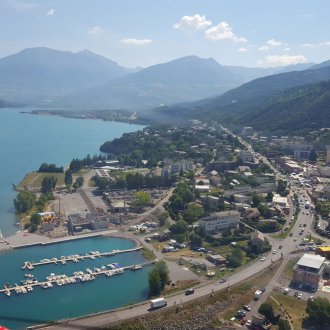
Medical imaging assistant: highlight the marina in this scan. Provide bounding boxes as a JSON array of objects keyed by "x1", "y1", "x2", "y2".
[
  {"x1": 1, "y1": 260, "x2": 153, "y2": 297},
  {"x1": 0, "y1": 234, "x2": 151, "y2": 330},
  {"x1": 21, "y1": 246, "x2": 143, "y2": 269}
]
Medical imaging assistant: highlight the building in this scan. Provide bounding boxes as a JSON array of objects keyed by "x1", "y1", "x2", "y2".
[
  {"x1": 239, "y1": 150, "x2": 254, "y2": 163},
  {"x1": 206, "y1": 254, "x2": 226, "y2": 266},
  {"x1": 199, "y1": 210, "x2": 240, "y2": 234},
  {"x1": 251, "y1": 231, "x2": 268, "y2": 247},
  {"x1": 162, "y1": 159, "x2": 195, "y2": 175},
  {"x1": 233, "y1": 194, "x2": 252, "y2": 204},
  {"x1": 327, "y1": 146, "x2": 330, "y2": 164},
  {"x1": 272, "y1": 194, "x2": 290, "y2": 210},
  {"x1": 293, "y1": 254, "x2": 326, "y2": 290}
]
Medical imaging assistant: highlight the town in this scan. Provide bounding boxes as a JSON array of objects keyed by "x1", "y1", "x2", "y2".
[{"x1": 11, "y1": 121, "x2": 330, "y2": 330}]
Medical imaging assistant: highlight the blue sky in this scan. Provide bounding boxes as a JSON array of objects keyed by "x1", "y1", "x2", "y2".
[{"x1": 0, "y1": 0, "x2": 329, "y2": 68}]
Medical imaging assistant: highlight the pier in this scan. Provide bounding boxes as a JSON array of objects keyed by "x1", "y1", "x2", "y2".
[
  {"x1": 1, "y1": 260, "x2": 154, "y2": 296},
  {"x1": 21, "y1": 246, "x2": 143, "y2": 269}
]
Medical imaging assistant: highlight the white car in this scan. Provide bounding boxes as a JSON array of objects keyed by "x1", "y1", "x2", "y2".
[
  {"x1": 246, "y1": 320, "x2": 251, "y2": 327},
  {"x1": 260, "y1": 257, "x2": 265, "y2": 261},
  {"x1": 298, "y1": 293, "x2": 303, "y2": 299},
  {"x1": 272, "y1": 250, "x2": 277, "y2": 254}
]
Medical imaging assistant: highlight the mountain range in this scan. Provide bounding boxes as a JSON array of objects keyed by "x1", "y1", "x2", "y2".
[
  {"x1": 155, "y1": 62, "x2": 330, "y2": 134},
  {"x1": 0, "y1": 47, "x2": 313, "y2": 109}
]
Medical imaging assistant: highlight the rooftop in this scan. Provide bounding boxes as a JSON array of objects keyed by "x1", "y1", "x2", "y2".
[{"x1": 297, "y1": 254, "x2": 325, "y2": 270}]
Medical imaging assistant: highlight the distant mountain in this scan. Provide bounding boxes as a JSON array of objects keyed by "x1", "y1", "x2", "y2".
[
  {"x1": 154, "y1": 64, "x2": 330, "y2": 134},
  {"x1": 308, "y1": 59, "x2": 330, "y2": 70},
  {"x1": 0, "y1": 47, "x2": 133, "y2": 103},
  {"x1": 58, "y1": 57, "x2": 316, "y2": 110},
  {"x1": 57, "y1": 55, "x2": 245, "y2": 109}
]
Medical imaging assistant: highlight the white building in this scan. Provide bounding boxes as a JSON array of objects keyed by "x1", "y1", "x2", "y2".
[
  {"x1": 199, "y1": 210, "x2": 240, "y2": 234},
  {"x1": 272, "y1": 194, "x2": 290, "y2": 209}
]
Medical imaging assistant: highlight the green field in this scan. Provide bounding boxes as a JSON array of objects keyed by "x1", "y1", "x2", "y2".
[{"x1": 18, "y1": 171, "x2": 65, "y2": 189}]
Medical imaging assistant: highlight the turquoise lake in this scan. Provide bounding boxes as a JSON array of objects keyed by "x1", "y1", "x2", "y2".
[
  {"x1": 0, "y1": 108, "x2": 143, "y2": 236},
  {"x1": 0, "y1": 108, "x2": 149, "y2": 329},
  {"x1": 0, "y1": 236, "x2": 150, "y2": 330}
]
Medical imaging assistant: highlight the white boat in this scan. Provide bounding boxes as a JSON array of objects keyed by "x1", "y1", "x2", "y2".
[{"x1": 4, "y1": 290, "x2": 11, "y2": 297}]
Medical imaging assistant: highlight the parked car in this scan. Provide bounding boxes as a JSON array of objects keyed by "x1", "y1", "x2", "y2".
[
  {"x1": 246, "y1": 319, "x2": 251, "y2": 327},
  {"x1": 294, "y1": 291, "x2": 299, "y2": 297},
  {"x1": 219, "y1": 278, "x2": 227, "y2": 283},
  {"x1": 298, "y1": 293, "x2": 303, "y2": 299},
  {"x1": 243, "y1": 304, "x2": 251, "y2": 311}
]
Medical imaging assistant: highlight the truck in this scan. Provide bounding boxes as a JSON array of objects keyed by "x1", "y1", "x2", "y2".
[
  {"x1": 254, "y1": 290, "x2": 263, "y2": 300},
  {"x1": 150, "y1": 297, "x2": 167, "y2": 309}
]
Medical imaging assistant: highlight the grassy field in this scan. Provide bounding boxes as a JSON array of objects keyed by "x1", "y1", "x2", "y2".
[
  {"x1": 267, "y1": 290, "x2": 307, "y2": 330},
  {"x1": 18, "y1": 171, "x2": 65, "y2": 189}
]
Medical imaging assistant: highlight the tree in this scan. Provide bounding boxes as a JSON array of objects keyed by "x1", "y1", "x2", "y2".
[
  {"x1": 41, "y1": 176, "x2": 57, "y2": 194},
  {"x1": 73, "y1": 176, "x2": 84, "y2": 189},
  {"x1": 132, "y1": 191, "x2": 151, "y2": 208},
  {"x1": 64, "y1": 170, "x2": 73, "y2": 187},
  {"x1": 169, "y1": 220, "x2": 188, "y2": 235},
  {"x1": 93, "y1": 176, "x2": 109, "y2": 190},
  {"x1": 159, "y1": 211, "x2": 169, "y2": 227},
  {"x1": 190, "y1": 233, "x2": 203, "y2": 247},
  {"x1": 148, "y1": 261, "x2": 170, "y2": 296},
  {"x1": 14, "y1": 191, "x2": 35, "y2": 213},
  {"x1": 306, "y1": 297, "x2": 330, "y2": 325},
  {"x1": 309, "y1": 148, "x2": 317, "y2": 162},
  {"x1": 278, "y1": 318, "x2": 291, "y2": 330},
  {"x1": 29, "y1": 213, "x2": 41, "y2": 232},
  {"x1": 148, "y1": 268, "x2": 161, "y2": 296},
  {"x1": 155, "y1": 260, "x2": 169, "y2": 290},
  {"x1": 252, "y1": 193, "x2": 263, "y2": 207},
  {"x1": 277, "y1": 179, "x2": 288, "y2": 196},
  {"x1": 184, "y1": 202, "x2": 204, "y2": 224},
  {"x1": 227, "y1": 247, "x2": 244, "y2": 268},
  {"x1": 259, "y1": 303, "x2": 275, "y2": 322}
]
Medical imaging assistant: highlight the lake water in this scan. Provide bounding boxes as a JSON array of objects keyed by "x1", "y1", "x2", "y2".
[
  {"x1": 0, "y1": 236, "x2": 150, "y2": 330},
  {"x1": 0, "y1": 108, "x2": 144, "y2": 236},
  {"x1": 0, "y1": 108, "x2": 149, "y2": 329}
]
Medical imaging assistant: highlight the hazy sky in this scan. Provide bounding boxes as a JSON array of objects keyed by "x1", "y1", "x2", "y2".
[{"x1": 1, "y1": 0, "x2": 329, "y2": 68}]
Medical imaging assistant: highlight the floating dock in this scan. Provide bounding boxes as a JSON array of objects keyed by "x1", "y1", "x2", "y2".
[{"x1": 21, "y1": 246, "x2": 143, "y2": 269}]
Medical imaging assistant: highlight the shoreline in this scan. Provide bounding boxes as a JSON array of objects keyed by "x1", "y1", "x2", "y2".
[{"x1": 0, "y1": 229, "x2": 121, "y2": 252}]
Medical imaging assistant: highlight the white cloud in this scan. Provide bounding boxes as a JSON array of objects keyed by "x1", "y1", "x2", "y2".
[
  {"x1": 6, "y1": 0, "x2": 38, "y2": 11},
  {"x1": 283, "y1": 47, "x2": 290, "y2": 52},
  {"x1": 320, "y1": 41, "x2": 330, "y2": 46},
  {"x1": 264, "y1": 54, "x2": 307, "y2": 66},
  {"x1": 301, "y1": 43, "x2": 315, "y2": 48},
  {"x1": 266, "y1": 38, "x2": 283, "y2": 47},
  {"x1": 121, "y1": 38, "x2": 152, "y2": 46},
  {"x1": 46, "y1": 8, "x2": 55, "y2": 16},
  {"x1": 238, "y1": 48, "x2": 248, "y2": 52},
  {"x1": 259, "y1": 45, "x2": 270, "y2": 51},
  {"x1": 88, "y1": 26, "x2": 103, "y2": 35},
  {"x1": 174, "y1": 14, "x2": 212, "y2": 33},
  {"x1": 205, "y1": 22, "x2": 247, "y2": 43}
]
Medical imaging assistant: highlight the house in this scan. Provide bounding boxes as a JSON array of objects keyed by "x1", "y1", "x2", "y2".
[
  {"x1": 293, "y1": 254, "x2": 326, "y2": 290},
  {"x1": 206, "y1": 254, "x2": 227, "y2": 266},
  {"x1": 109, "y1": 200, "x2": 130, "y2": 213},
  {"x1": 199, "y1": 210, "x2": 240, "y2": 234},
  {"x1": 233, "y1": 194, "x2": 252, "y2": 204},
  {"x1": 251, "y1": 231, "x2": 268, "y2": 247}
]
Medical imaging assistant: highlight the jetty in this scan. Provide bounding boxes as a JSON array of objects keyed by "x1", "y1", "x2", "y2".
[
  {"x1": 2, "y1": 260, "x2": 154, "y2": 297},
  {"x1": 21, "y1": 246, "x2": 143, "y2": 269}
]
